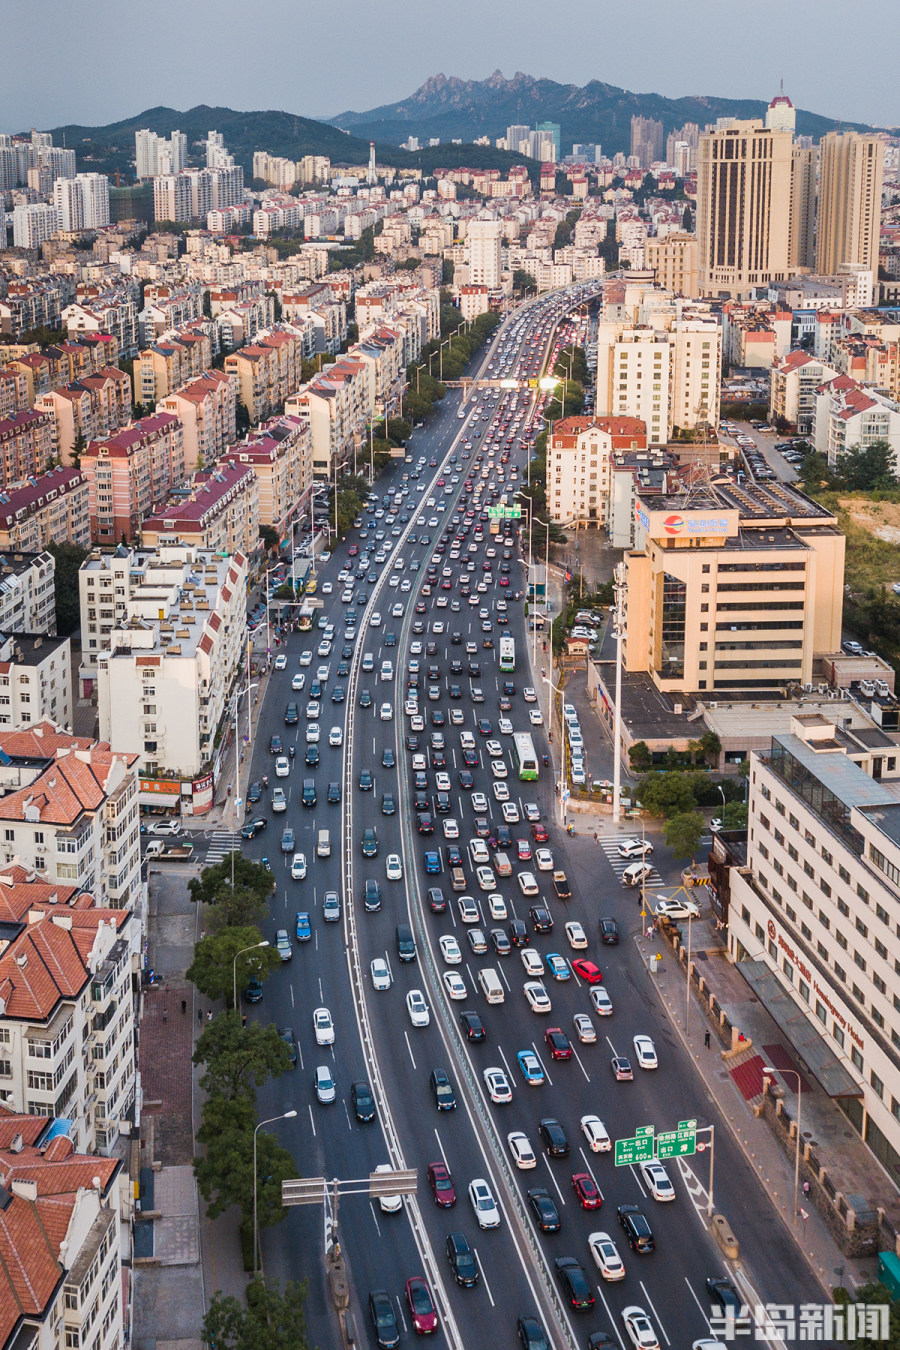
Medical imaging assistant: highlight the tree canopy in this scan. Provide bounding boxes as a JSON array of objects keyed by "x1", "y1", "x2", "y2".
[
  {"x1": 187, "y1": 926, "x2": 278, "y2": 1007},
  {"x1": 664, "y1": 811, "x2": 706, "y2": 860},
  {"x1": 203, "y1": 1278, "x2": 311, "y2": 1350},
  {"x1": 193, "y1": 1010, "x2": 293, "y2": 1099},
  {"x1": 189, "y1": 855, "x2": 273, "y2": 905}
]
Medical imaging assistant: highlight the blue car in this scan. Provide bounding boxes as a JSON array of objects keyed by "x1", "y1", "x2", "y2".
[
  {"x1": 295, "y1": 911, "x2": 311, "y2": 943},
  {"x1": 516, "y1": 1050, "x2": 545, "y2": 1085},
  {"x1": 546, "y1": 953, "x2": 570, "y2": 981},
  {"x1": 424, "y1": 851, "x2": 442, "y2": 874}
]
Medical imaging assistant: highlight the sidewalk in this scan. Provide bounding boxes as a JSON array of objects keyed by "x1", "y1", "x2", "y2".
[{"x1": 636, "y1": 919, "x2": 894, "y2": 1293}]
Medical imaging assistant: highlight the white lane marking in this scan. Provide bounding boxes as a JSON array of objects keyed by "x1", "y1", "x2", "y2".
[
  {"x1": 531, "y1": 1043, "x2": 553, "y2": 1087},
  {"x1": 571, "y1": 1045, "x2": 591, "y2": 1083},
  {"x1": 343, "y1": 1100, "x2": 352, "y2": 1131},
  {"x1": 541, "y1": 1154, "x2": 566, "y2": 1204},
  {"x1": 434, "y1": 1128, "x2": 451, "y2": 1170},
  {"x1": 497, "y1": 963, "x2": 511, "y2": 993},
  {"x1": 473, "y1": 1248, "x2": 495, "y2": 1306},
  {"x1": 629, "y1": 1163, "x2": 648, "y2": 1198},
  {"x1": 404, "y1": 1031, "x2": 417, "y2": 1070},
  {"x1": 639, "y1": 1278, "x2": 672, "y2": 1346},
  {"x1": 684, "y1": 1276, "x2": 712, "y2": 1327},
  {"x1": 595, "y1": 1286, "x2": 627, "y2": 1350},
  {"x1": 308, "y1": 1104, "x2": 316, "y2": 1137},
  {"x1": 497, "y1": 1045, "x2": 514, "y2": 1081},
  {"x1": 369, "y1": 1202, "x2": 382, "y2": 1236},
  {"x1": 289, "y1": 984, "x2": 295, "y2": 1008},
  {"x1": 578, "y1": 1147, "x2": 603, "y2": 1200}
]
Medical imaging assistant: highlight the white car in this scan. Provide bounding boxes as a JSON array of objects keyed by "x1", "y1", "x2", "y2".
[
  {"x1": 590, "y1": 986, "x2": 614, "y2": 1016},
  {"x1": 410, "y1": 714, "x2": 425, "y2": 731},
  {"x1": 621, "y1": 861, "x2": 654, "y2": 887},
  {"x1": 313, "y1": 1006, "x2": 334, "y2": 1045},
  {"x1": 379, "y1": 703, "x2": 393, "y2": 722},
  {"x1": 633, "y1": 1034, "x2": 658, "y2": 1069},
  {"x1": 314, "y1": 1064, "x2": 336, "y2": 1104},
  {"x1": 498, "y1": 717, "x2": 514, "y2": 736},
  {"x1": 443, "y1": 818, "x2": 460, "y2": 840},
  {"x1": 409, "y1": 640, "x2": 423, "y2": 655},
  {"x1": 618, "y1": 837, "x2": 653, "y2": 859},
  {"x1": 306, "y1": 723, "x2": 320, "y2": 744},
  {"x1": 581, "y1": 1114, "x2": 612, "y2": 1152},
  {"x1": 622, "y1": 1307, "x2": 660, "y2": 1350},
  {"x1": 440, "y1": 934, "x2": 462, "y2": 964},
  {"x1": 501, "y1": 802, "x2": 520, "y2": 823},
  {"x1": 306, "y1": 700, "x2": 320, "y2": 720},
  {"x1": 274, "y1": 654, "x2": 287, "y2": 670},
  {"x1": 521, "y1": 948, "x2": 543, "y2": 977},
  {"x1": 443, "y1": 971, "x2": 467, "y2": 1000},
  {"x1": 391, "y1": 603, "x2": 404, "y2": 618},
  {"x1": 507, "y1": 1130, "x2": 537, "y2": 1169},
  {"x1": 488, "y1": 893, "x2": 507, "y2": 920},
  {"x1": 458, "y1": 896, "x2": 479, "y2": 924},
  {"x1": 523, "y1": 981, "x2": 551, "y2": 1013},
  {"x1": 435, "y1": 772, "x2": 452, "y2": 792},
  {"x1": 483, "y1": 1066, "x2": 513, "y2": 1103},
  {"x1": 328, "y1": 726, "x2": 342, "y2": 747},
  {"x1": 523, "y1": 687, "x2": 537, "y2": 702},
  {"x1": 493, "y1": 781, "x2": 510, "y2": 802},
  {"x1": 386, "y1": 854, "x2": 403, "y2": 881},
  {"x1": 406, "y1": 989, "x2": 430, "y2": 1027},
  {"x1": 370, "y1": 958, "x2": 391, "y2": 991},
  {"x1": 471, "y1": 792, "x2": 488, "y2": 813},
  {"x1": 275, "y1": 756, "x2": 291, "y2": 778},
  {"x1": 534, "y1": 848, "x2": 553, "y2": 872},
  {"x1": 654, "y1": 897, "x2": 701, "y2": 921},
  {"x1": 299, "y1": 651, "x2": 313, "y2": 666},
  {"x1": 573, "y1": 1013, "x2": 597, "y2": 1044},
  {"x1": 640, "y1": 1158, "x2": 675, "y2": 1201},
  {"x1": 476, "y1": 866, "x2": 497, "y2": 891},
  {"x1": 291, "y1": 673, "x2": 305, "y2": 691},
  {"x1": 528, "y1": 708, "x2": 544, "y2": 726},
  {"x1": 370, "y1": 611, "x2": 382, "y2": 628},
  {"x1": 565, "y1": 920, "x2": 588, "y2": 950},
  {"x1": 517, "y1": 871, "x2": 539, "y2": 896},
  {"x1": 491, "y1": 759, "x2": 508, "y2": 779},
  {"x1": 588, "y1": 1231, "x2": 626, "y2": 1281},
  {"x1": 485, "y1": 740, "x2": 503, "y2": 758},
  {"x1": 468, "y1": 1178, "x2": 500, "y2": 1229},
  {"x1": 374, "y1": 1161, "x2": 402, "y2": 1212},
  {"x1": 290, "y1": 852, "x2": 307, "y2": 880},
  {"x1": 271, "y1": 788, "x2": 286, "y2": 813}
]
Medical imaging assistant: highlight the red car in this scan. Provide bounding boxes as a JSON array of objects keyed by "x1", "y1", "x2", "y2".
[
  {"x1": 545, "y1": 1027, "x2": 573, "y2": 1060},
  {"x1": 572, "y1": 959, "x2": 603, "y2": 985},
  {"x1": 531, "y1": 821, "x2": 549, "y2": 843},
  {"x1": 572, "y1": 1172, "x2": 602, "y2": 1210},
  {"x1": 516, "y1": 839, "x2": 532, "y2": 861},
  {"x1": 426, "y1": 1161, "x2": 456, "y2": 1207},
  {"x1": 348, "y1": 545, "x2": 359, "y2": 556},
  {"x1": 406, "y1": 1276, "x2": 438, "y2": 1334}
]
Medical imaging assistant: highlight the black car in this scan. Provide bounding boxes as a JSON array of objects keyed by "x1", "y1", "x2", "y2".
[
  {"x1": 508, "y1": 918, "x2": 529, "y2": 947},
  {"x1": 359, "y1": 689, "x2": 372, "y2": 708},
  {"x1": 414, "y1": 772, "x2": 428, "y2": 791},
  {"x1": 305, "y1": 745, "x2": 319, "y2": 767},
  {"x1": 530, "y1": 906, "x2": 553, "y2": 933},
  {"x1": 417, "y1": 813, "x2": 434, "y2": 834},
  {"x1": 517, "y1": 1318, "x2": 549, "y2": 1350},
  {"x1": 284, "y1": 702, "x2": 299, "y2": 725},
  {"x1": 381, "y1": 793, "x2": 396, "y2": 816},
  {"x1": 587, "y1": 1337, "x2": 617, "y2": 1350},
  {"x1": 554, "y1": 1256, "x2": 594, "y2": 1311},
  {"x1": 463, "y1": 749, "x2": 479, "y2": 768},
  {"x1": 599, "y1": 917, "x2": 619, "y2": 944},
  {"x1": 468, "y1": 662, "x2": 481, "y2": 677},
  {"x1": 538, "y1": 1118, "x2": 569, "y2": 1157},
  {"x1": 617, "y1": 1204, "x2": 655, "y2": 1253},
  {"x1": 241, "y1": 817, "x2": 267, "y2": 839},
  {"x1": 327, "y1": 781, "x2": 341, "y2": 804},
  {"x1": 247, "y1": 781, "x2": 262, "y2": 804},
  {"x1": 359, "y1": 769, "x2": 373, "y2": 791},
  {"x1": 364, "y1": 879, "x2": 382, "y2": 912},
  {"x1": 427, "y1": 887, "x2": 446, "y2": 913},
  {"x1": 430, "y1": 1067, "x2": 457, "y2": 1110},
  {"x1": 447, "y1": 1231, "x2": 479, "y2": 1287},
  {"x1": 277, "y1": 1025, "x2": 297, "y2": 1066},
  {"x1": 527, "y1": 1187, "x2": 561, "y2": 1233},
  {"x1": 435, "y1": 792, "x2": 451, "y2": 815},
  {"x1": 368, "y1": 1290, "x2": 400, "y2": 1349},
  {"x1": 495, "y1": 824, "x2": 512, "y2": 848},
  {"x1": 459, "y1": 1010, "x2": 486, "y2": 1042},
  {"x1": 405, "y1": 735, "x2": 419, "y2": 752},
  {"x1": 269, "y1": 734, "x2": 282, "y2": 754},
  {"x1": 446, "y1": 845, "x2": 463, "y2": 868},
  {"x1": 382, "y1": 747, "x2": 395, "y2": 768},
  {"x1": 451, "y1": 631, "x2": 462, "y2": 644},
  {"x1": 458, "y1": 770, "x2": 474, "y2": 789},
  {"x1": 331, "y1": 686, "x2": 345, "y2": 703},
  {"x1": 350, "y1": 1079, "x2": 376, "y2": 1122},
  {"x1": 707, "y1": 1277, "x2": 742, "y2": 1311},
  {"x1": 243, "y1": 977, "x2": 263, "y2": 1004}
]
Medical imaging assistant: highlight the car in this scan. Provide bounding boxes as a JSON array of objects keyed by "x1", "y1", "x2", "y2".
[
  {"x1": 275, "y1": 928, "x2": 292, "y2": 962},
  {"x1": 516, "y1": 1049, "x2": 545, "y2": 1085},
  {"x1": 406, "y1": 1276, "x2": 438, "y2": 1335},
  {"x1": 618, "y1": 837, "x2": 653, "y2": 858},
  {"x1": 407, "y1": 990, "x2": 430, "y2": 1026},
  {"x1": 534, "y1": 848, "x2": 553, "y2": 872},
  {"x1": 617, "y1": 1204, "x2": 655, "y2": 1252},
  {"x1": 314, "y1": 1064, "x2": 336, "y2": 1104},
  {"x1": 554, "y1": 1256, "x2": 594, "y2": 1311},
  {"x1": 467, "y1": 927, "x2": 488, "y2": 955},
  {"x1": 468, "y1": 1178, "x2": 500, "y2": 1229},
  {"x1": 565, "y1": 920, "x2": 588, "y2": 950},
  {"x1": 351, "y1": 1079, "x2": 376, "y2": 1123},
  {"x1": 572, "y1": 1172, "x2": 602, "y2": 1209},
  {"x1": 546, "y1": 953, "x2": 570, "y2": 981},
  {"x1": 446, "y1": 1231, "x2": 479, "y2": 1287},
  {"x1": 430, "y1": 1067, "x2": 457, "y2": 1110},
  {"x1": 277, "y1": 1024, "x2": 298, "y2": 1066},
  {"x1": 423, "y1": 851, "x2": 441, "y2": 874},
  {"x1": 706, "y1": 1277, "x2": 742, "y2": 1312},
  {"x1": 385, "y1": 853, "x2": 403, "y2": 881},
  {"x1": 639, "y1": 1158, "x2": 675, "y2": 1201},
  {"x1": 279, "y1": 824, "x2": 295, "y2": 853},
  {"x1": 529, "y1": 905, "x2": 553, "y2": 933},
  {"x1": 523, "y1": 803, "x2": 541, "y2": 823},
  {"x1": 289, "y1": 851, "x2": 307, "y2": 881},
  {"x1": 243, "y1": 977, "x2": 263, "y2": 1003},
  {"x1": 427, "y1": 1161, "x2": 456, "y2": 1208},
  {"x1": 633, "y1": 1034, "x2": 658, "y2": 1069},
  {"x1": 599, "y1": 917, "x2": 619, "y2": 945},
  {"x1": 440, "y1": 934, "x2": 463, "y2": 964},
  {"x1": 523, "y1": 687, "x2": 537, "y2": 702},
  {"x1": 654, "y1": 897, "x2": 701, "y2": 921},
  {"x1": 528, "y1": 708, "x2": 543, "y2": 726},
  {"x1": 458, "y1": 895, "x2": 480, "y2": 923},
  {"x1": 241, "y1": 817, "x2": 267, "y2": 839},
  {"x1": 524, "y1": 981, "x2": 551, "y2": 1013},
  {"x1": 471, "y1": 792, "x2": 488, "y2": 813},
  {"x1": 460, "y1": 1010, "x2": 486, "y2": 1041},
  {"x1": 621, "y1": 861, "x2": 654, "y2": 887},
  {"x1": 508, "y1": 1130, "x2": 537, "y2": 1169},
  {"x1": 588, "y1": 1231, "x2": 626, "y2": 1282},
  {"x1": 487, "y1": 893, "x2": 508, "y2": 921},
  {"x1": 361, "y1": 827, "x2": 378, "y2": 857},
  {"x1": 573, "y1": 1013, "x2": 596, "y2": 1043},
  {"x1": 323, "y1": 891, "x2": 340, "y2": 922},
  {"x1": 518, "y1": 872, "x2": 539, "y2": 896},
  {"x1": 572, "y1": 958, "x2": 603, "y2": 984},
  {"x1": 521, "y1": 948, "x2": 543, "y2": 977},
  {"x1": 313, "y1": 1006, "x2": 334, "y2": 1045},
  {"x1": 611, "y1": 1056, "x2": 633, "y2": 1081},
  {"x1": 622, "y1": 1307, "x2": 660, "y2": 1350},
  {"x1": 363, "y1": 878, "x2": 382, "y2": 912},
  {"x1": 369, "y1": 1289, "x2": 400, "y2": 1348},
  {"x1": 298, "y1": 651, "x2": 312, "y2": 667},
  {"x1": 483, "y1": 1066, "x2": 513, "y2": 1103},
  {"x1": 530, "y1": 820, "x2": 549, "y2": 842},
  {"x1": 443, "y1": 970, "x2": 467, "y2": 1000},
  {"x1": 443, "y1": 817, "x2": 460, "y2": 840},
  {"x1": 370, "y1": 958, "x2": 391, "y2": 990},
  {"x1": 545, "y1": 1027, "x2": 572, "y2": 1060},
  {"x1": 273, "y1": 653, "x2": 287, "y2": 671},
  {"x1": 295, "y1": 911, "x2": 311, "y2": 942},
  {"x1": 475, "y1": 865, "x2": 496, "y2": 891},
  {"x1": 591, "y1": 986, "x2": 614, "y2": 1017}
]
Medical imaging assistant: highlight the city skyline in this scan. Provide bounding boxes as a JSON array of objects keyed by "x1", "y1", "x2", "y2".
[{"x1": 1, "y1": 0, "x2": 898, "y2": 133}]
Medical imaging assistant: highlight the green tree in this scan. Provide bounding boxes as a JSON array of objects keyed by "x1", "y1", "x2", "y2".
[
  {"x1": 664, "y1": 811, "x2": 706, "y2": 860},
  {"x1": 258, "y1": 523, "x2": 278, "y2": 552},
  {"x1": 722, "y1": 801, "x2": 748, "y2": 829},
  {"x1": 838, "y1": 1281, "x2": 900, "y2": 1350},
  {"x1": 699, "y1": 730, "x2": 721, "y2": 769},
  {"x1": 189, "y1": 855, "x2": 273, "y2": 905},
  {"x1": 203, "y1": 1277, "x2": 311, "y2": 1350},
  {"x1": 796, "y1": 451, "x2": 836, "y2": 496},
  {"x1": 682, "y1": 204, "x2": 693, "y2": 232},
  {"x1": 442, "y1": 258, "x2": 455, "y2": 285},
  {"x1": 204, "y1": 885, "x2": 268, "y2": 935},
  {"x1": 629, "y1": 741, "x2": 652, "y2": 773},
  {"x1": 836, "y1": 439, "x2": 900, "y2": 492},
  {"x1": 193, "y1": 1011, "x2": 292, "y2": 1100},
  {"x1": 195, "y1": 1093, "x2": 296, "y2": 1227},
  {"x1": 47, "y1": 542, "x2": 89, "y2": 635},
  {"x1": 386, "y1": 417, "x2": 411, "y2": 445},
  {"x1": 512, "y1": 269, "x2": 536, "y2": 294},
  {"x1": 187, "y1": 926, "x2": 278, "y2": 1007},
  {"x1": 636, "y1": 771, "x2": 698, "y2": 819}
]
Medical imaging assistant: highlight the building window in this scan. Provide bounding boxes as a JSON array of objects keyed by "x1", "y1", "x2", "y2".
[
  {"x1": 799, "y1": 979, "x2": 810, "y2": 1002},
  {"x1": 659, "y1": 573, "x2": 687, "y2": 680},
  {"x1": 851, "y1": 1046, "x2": 864, "y2": 1073}
]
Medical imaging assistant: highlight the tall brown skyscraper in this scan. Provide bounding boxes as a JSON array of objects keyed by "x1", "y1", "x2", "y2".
[{"x1": 816, "y1": 131, "x2": 884, "y2": 276}]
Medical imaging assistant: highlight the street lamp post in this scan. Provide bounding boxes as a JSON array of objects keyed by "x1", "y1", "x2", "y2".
[
  {"x1": 254, "y1": 1109, "x2": 297, "y2": 1276},
  {"x1": 611, "y1": 562, "x2": 626, "y2": 825},
  {"x1": 233, "y1": 940, "x2": 269, "y2": 1011},
  {"x1": 542, "y1": 671, "x2": 567, "y2": 826},
  {"x1": 763, "y1": 1067, "x2": 803, "y2": 1225},
  {"x1": 230, "y1": 681, "x2": 259, "y2": 888}
]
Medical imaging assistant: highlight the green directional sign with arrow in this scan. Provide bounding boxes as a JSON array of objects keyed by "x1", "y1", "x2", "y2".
[
  {"x1": 614, "y1": 1124, "x2": 655, "y2": 1167},
  {"x1": 656, "y1": 1119, "x2": 698, "y2": 1160}
]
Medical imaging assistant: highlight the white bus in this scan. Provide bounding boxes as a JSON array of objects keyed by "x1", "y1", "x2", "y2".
[
  {"x1": 513, "y1": 733, "x2": 539, "y2": 781},
  {"x1": 499, "y1": 636, "x2": 515, "y2": 672}
]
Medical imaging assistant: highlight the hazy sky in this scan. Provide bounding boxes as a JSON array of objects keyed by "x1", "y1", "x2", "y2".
[{"x1": 3, "y1": 0, "x2": 898, "y2": 131}]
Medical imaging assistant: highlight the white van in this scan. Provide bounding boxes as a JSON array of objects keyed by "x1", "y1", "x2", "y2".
[{"x1": 478, "y1": 968, "x2": 505, "y2": 1004}]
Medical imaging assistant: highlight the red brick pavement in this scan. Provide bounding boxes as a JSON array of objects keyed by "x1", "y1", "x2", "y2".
[
  {"x1": 730, "y1": 1053, "x2": 768, "y2": 1102},
  {"x1": 141, "y1": 983, "x2": 196, "y2": 1165}
]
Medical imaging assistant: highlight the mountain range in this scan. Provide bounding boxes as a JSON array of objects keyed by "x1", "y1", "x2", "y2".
[{"x1": 329, "y1": 70, "x2": 876, "y2": 152}]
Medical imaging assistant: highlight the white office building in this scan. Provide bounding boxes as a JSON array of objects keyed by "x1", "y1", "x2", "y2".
[{"x1": 466, "y1": 219, "x2": 503, "y2": 290}]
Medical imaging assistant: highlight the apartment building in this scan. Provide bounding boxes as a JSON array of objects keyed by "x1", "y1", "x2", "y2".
[
  {"x1": 35, "y1": 368, "x2": 132, "y2": 461},
  {"x1": 79, "y1": 547, "x2": 152, "y2": 694},
  {"x1": 81, "y1": 413, "x2": 186, "y2": 542},
  {"x1": 0, "y1": 553, "x2": 57, "y2": 635},
  {"x1": 222, "y1": 414, "x2": 310, "y2": 534},
  {"x1": 0, "y1": 468, "x2": 90, "y2": 552},
  {"x1": 0, "y1": 333, "x2": 117, "y2": 405},
  {"x1": 466, "y1": 219, "x2": 503, "y2": 289},
  {"x1": 11, "y1": 203, "x2": 57, "y2": 251},
  {"x1": 624, "y1": 483, "x2": 845, "y2": 694},
  {"x1": 53, "y1": 173, "x2": 110, "y2": 232},
  {"x1": 813, "y1": 375, "x2": 900, "y2": 470},
  {"x1": 153, "y1": 167, "x2": 245, "y2": 224},
  {"x1": 135, "y1": 329, "x2": 214, "y2": 405},
  {"x1": 97, "y1": 544, "x2": 248, "y2": 785},
  {"x1": 728, "y1": 714, "x2": 900, "y2": 1177},
  {"x1": 141, "y1": 462, "x2": 259, "y2": 556},
  {"x1": 721, "y1": 302, "x2": 793, "y2": 370},
  {"x1": 770, "y1": 351, "x2": 841, "y2": 434},
  {"x1": 816, "y1": 132, "x2": 884, "y2": 277},
  {"x1": 138, "y1": 290, "x2": 204, "y2": 346},
  {"x1": 62, "y1": 295, "x2": 139, "y2": 359},
  {"x1": 696, "y1": 121, "x2": 793, "y2": 298},
  {"x1": 0, "y1": 633, "x2": 73, "y2": 731},
  {"x1": 135, "y1": 128, "x2": 187, "y2": 178},
  {"x1": 644, "y1": 233, "x2": 700, "y2": 298},
  {"x1": 0, "y1": 721, "x2": 141, "y2": 913},
  {"x1": 547, "y1": 415, "x2": 647, "y2": 527},
  {"x1": 0, "y1": 410, "x2": 55, "y2": 488},
  {"x1": 223, "y1": 326, "x2": 304, "y2": 424},
  {"x1": 160, "y1": 369, "x2": 237, "y2": 473}
]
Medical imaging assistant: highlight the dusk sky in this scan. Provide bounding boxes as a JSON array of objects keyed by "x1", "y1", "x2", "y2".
[{"x1": 4, "y1": 0, "x2": 898, "y2": 131}]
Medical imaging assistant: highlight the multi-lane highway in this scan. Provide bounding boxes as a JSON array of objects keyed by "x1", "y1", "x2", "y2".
[{"x1": 227, "y1": 287, "x2": 823, "y2": 1350}]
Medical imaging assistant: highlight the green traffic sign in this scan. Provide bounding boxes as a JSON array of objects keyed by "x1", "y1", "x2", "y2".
[
  {"x1": 614, "y1": 1125, "x2": 655, "y2": 1166},
  {"x1": 487, "y1": 505, "x2": 522, "y2": 520},
  {"x1": 656, "y1": 1120, "x2": 697, "y2": 1160}
]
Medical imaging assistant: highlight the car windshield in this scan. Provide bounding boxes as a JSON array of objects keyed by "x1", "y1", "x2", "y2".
[{"x1": 410, "y1": 1284, "x2": 431, "y2": 1312}]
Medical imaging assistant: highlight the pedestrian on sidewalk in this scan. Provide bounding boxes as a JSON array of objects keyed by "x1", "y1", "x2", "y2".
[
  {"x1": 206, "y1": 1010, "x2": 213, "y2": 1022},
  {"x1": 704, "y1": 1030, "x2": 711, "y2": 1048},
  {"x1": 593, "y1": 831, "x2": 599, "y2": 845},
  {"x1": 197, "y1": 1008, "x2": 202, "y2": 1024}
]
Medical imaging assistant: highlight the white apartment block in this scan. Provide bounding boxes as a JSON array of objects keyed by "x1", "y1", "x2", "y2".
[
  {"x1": 813, "y1": 375, "x2": 900, "y2": 471},
  {"x1": 729, "y1": 714, "x2": 900, "y2": 1178},
  {"x1": 770, "y1": 352, "x2": 841, "y2": 435},
  {"x1": 466, "y1": 219, "x2": 503, "y2": 289},
  {"x1": 97, "y1": 544, "x2": 248, "y2": 782},
  {"x1": 12, "y1": 203, "x2": 57, "y2": 250},
  {"x1": 0, "y1": 633, "x2": 72, "y2": 731},
  {"x1": 595, "y1": 313, "x2": 720, "y2": 444},
  {"x1": 0, "y1": 552, "x2": 57, "y2": 635},
  {"x1": 79, "y1": 547, "x2": 150, "y2": 694},
  {"x1": 547, "y1": 415, "x2": 648, "y2": 527},
  {"x1": 53, "y1": 174, "x2": 110, "y2": 232},
  {"x1": 154, "y1": 168, "x2": 245, "y2": 224},
  {"x1": 135, "y1": 128, "x2": 187, "y2": 179}
]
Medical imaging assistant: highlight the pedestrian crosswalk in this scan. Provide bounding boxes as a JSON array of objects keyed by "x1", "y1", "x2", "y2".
[
  {"x1": 597, "y1": 836, "x2": 663, "y2": 888},
  {"x1": 204, "y1": 830, "x2": 241, "y2": 865}
]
